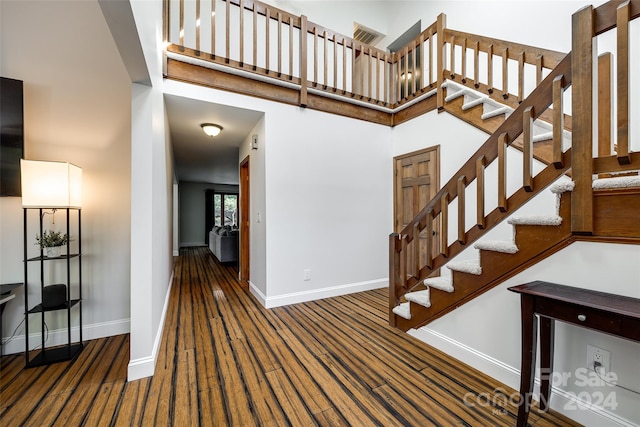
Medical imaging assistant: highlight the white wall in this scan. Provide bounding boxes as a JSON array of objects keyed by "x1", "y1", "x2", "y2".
[
  {"x1": 127, "y1": 0, "x2": 174, "y2": 380},
  {"x1": 239, "y1": 117, "x2": 268, "y2": 295},
  {"x1": 0, "y1": 0, "x2": 132, "y2": 354},
  {"x1": 178, "y1": 181, "x2": 239, "y2": 247}
]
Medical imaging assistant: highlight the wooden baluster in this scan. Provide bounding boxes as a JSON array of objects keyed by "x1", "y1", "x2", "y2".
[
  {"x1": 333, "y1": 34, "x2": 338, "y2": 92},
  {"x1": 419, "y1": 34, "x2": 425, "y2": 91},
  {"x1": 413, "y1": 223, "x2": 420, "y2": 278},
  {"x1": 375, "y1": 51, "x2": 381, "y2": 102},
  {"x1": 498, "y1": 132, "x2": 508, "y2": 211},
  {"x1": 179, "y1": 0, "x2": 185, "y2": 48},
  {"x1": 436, "y1": 13, "x2": 446, "y2": 110},
  {"x1": 440, "y1": 193, "x2": 449, "y2": 258},
  {"x1": 389, "y1": 233, "x2": 400, "y2": 327},
  {"x1": 265, "y1": 7, "x2": 270, "y2": 72},
  {"x1": 289, "y1": 17, "x2": 293, "y2": 79},
  {"x1": 428, "y1": 28, "x2": 433, "y2": 87},
  {"x1": 313, "y1": 27, "x2": 318, "y2": 86},
  {"x1": 449, "y1": 35, "x2": 455, "y2": 78},
  {"x1": 473, "y1": 41, "x2": 479, "y2": 88},
  {"x1": 239, "y1": 0, "x2": 244, "y2": 66},
  {"x1": 400, "y1": 234, "x2": 408, "y2": 289},
  {"x1": 457, "y1": 176, "x2": 466, "y2": 244},
  {"x1": 195, "y1": 0, "x2": 201, "y2": 54},
  {"x1": 616, "y1": 0, "x2": 630, "y2": 165},
  {"x1": 359, "y1": 43, "x2": 365, "y2": 98},
  {"x1": 425, "y1": 212, "x2": 433, "y2": 269},
  {"x1": 300, "y1": 15, "x2": 308, "y2": 107},
  {"x1": 598, "y1": 53, "x2": 613, "y2": 170},
  {"x1": 487, "y1": 44, "x2": 493, "y2": 93},
  {"x1": 351, "y1": 41, "x2": 356, "y2": 97},
  {"x1": 518, "y1": 51, "x2": 525, "y2": 101},
  {"x1": 411, "y1": 41, "x2": 417, "y2": 95},
  {"x1": 536, "y1": 55, "x2": 543, "y2": 86},
  {"x1": 461, "y1": 37, "x2": 467, "y2": 83},
  {"x1": 225, "y1": 0, "x2": 230, "y2": 61},
  {"x1": 502, "y1": 47, "x2": 509, "y2": 98},
  {"x1": 383, "y1": 53, "x2": 388, "y2": 104},
  {"x1": 367, "y1": 48, "x2": 372, "y2": 100},
  {"x1": 552, "y1": 75, "x2": 565, "y2": 168},
  {"x1": 323, "y1": 31, "x2": 328, "y2": 88},
  {"x1": 404, "y1": 46, "x2": 409, "y2": 99},
  {"x1": 571, "y1": 5, "x2": 594, "y2": 234},
  {"x1": 252, "y1": 6, "x2": 257, "y2": 69},
  {"x1": 277, "y1": 12, "x2": 282, "y2": 77},
  {"x1": 396, "y1": 53, "x2": 401, "y2": 103},
  {"x1": 342, "y1": 37, "x2": 347, "y2": 94},
  {"x1": 523, "y1": 106, "x2": 534, "y2": 192},
  {"x1": 476, "y1": 156, "x2": 485, "y2": 229}
]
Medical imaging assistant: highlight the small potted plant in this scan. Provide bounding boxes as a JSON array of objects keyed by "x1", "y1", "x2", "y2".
[{"x1": 35, "y1": 230, "x2": 70, "y2": 258}]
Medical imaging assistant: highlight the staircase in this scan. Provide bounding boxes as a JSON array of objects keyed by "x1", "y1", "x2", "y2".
[{"x1": 389, "y1": 0, "x2": 640, "y2": 331}]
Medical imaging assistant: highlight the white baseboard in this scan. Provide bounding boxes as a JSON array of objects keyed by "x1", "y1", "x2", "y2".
[
  {"x1": 250, "y1": 278, "x2": 388, "y2": 308},
  {"x1": 127, "y1": 271, "x2": 174, "y2": 381},
  {"x1": 2, "y1": 318, "x2": 130, "y2": 356},
  {"x1": 173, "y1": 250, "x2": 179, "y2": 256},
  {"x1": 410, "y1": 328, "x2": 636, "y2": 427}
]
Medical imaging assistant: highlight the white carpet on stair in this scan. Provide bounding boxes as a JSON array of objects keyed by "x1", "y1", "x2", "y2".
[
  {"x1": 481, "y1": 105, "x2": 512, "y2": 120},
  {"x1": 508, "y1": 215, "x2": 563, "y2": 226},
  {"x1": 447, "y1": 259, "x2": 482, "y2": 275},
  {"x1": 532, "y1": 132, "x2": 553, "y2": 143},
  {"x1": 405, "y1": 289, "x2": 431, "y2": 308},
  {"x1": 392, "y1": 302, "x2": 412, "y2": 319},
  {"x1": 593, "y1": 175, "x2": 640, "y2": 189},
  {"x1": 550, "y1": 179, "x2": 575, "y2": 194},
  {"x1": 462, "y1": 96, "x2": 486, "y2": 111},
  {"x1": 424, "y1": 277, "x2": 455, "y2": 292},
  {"x1": 474, "y1": 240, "x2": 519, "y2": 254}
]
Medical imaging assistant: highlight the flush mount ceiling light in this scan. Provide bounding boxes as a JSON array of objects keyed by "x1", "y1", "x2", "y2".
[{"x1": 201, "y1": 123, "x2": 223, "y2": 137}]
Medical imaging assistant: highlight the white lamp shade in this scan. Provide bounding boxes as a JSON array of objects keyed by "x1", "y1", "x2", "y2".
[{"x1": 20, "y1": 159, "x2": 82, "y2": 208}]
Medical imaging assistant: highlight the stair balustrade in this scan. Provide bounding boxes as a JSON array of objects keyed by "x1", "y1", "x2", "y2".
[{"x1": 391, "y1": 0, "x2": 640, "y2": 331}]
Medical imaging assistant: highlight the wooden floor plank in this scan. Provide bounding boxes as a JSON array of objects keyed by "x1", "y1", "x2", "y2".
[{"x1": 0, "y1": 247, "x2": 581, "y2": 427}]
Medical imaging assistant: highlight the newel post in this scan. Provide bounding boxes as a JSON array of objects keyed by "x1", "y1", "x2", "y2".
[
  {"x1": 389, "y1": 233, "x2": 401, "y2": 327},
  {"x1": 571, "y1": 5, "x2": 594, "y2": 235},
  {"x1": 436, "y1": 13, "x2": 447, "y2": 112},
  {"x1": 300, "y1": 15, "x2": 308, "y2": 107}
]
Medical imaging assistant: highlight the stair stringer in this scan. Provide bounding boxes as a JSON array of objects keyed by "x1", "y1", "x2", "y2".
[{"x1": 394, "y1": 191, "x2": 573, "y2": 332}]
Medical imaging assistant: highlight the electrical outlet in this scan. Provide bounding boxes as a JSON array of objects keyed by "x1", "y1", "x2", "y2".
[
  {"x1": 303, "y1": 269, "x2": 311, "y2": 281},
  {"x1": 586, "y1": 344, "x2": 611, "y2": 373}
]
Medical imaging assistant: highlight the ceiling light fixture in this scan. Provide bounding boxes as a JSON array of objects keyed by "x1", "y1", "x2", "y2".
[{"x1": 201, "y1": 123, "x2": 223, "y2": 137}]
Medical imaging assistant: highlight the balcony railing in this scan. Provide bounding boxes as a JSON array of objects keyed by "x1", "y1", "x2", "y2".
[{"x1": 164, "y1": 0, "x2": 566, "y2": 113}]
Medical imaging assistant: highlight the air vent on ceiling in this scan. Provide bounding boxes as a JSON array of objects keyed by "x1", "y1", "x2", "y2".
[{"x1": 353, "y1": 23, "x2": 384, "y2": 46}]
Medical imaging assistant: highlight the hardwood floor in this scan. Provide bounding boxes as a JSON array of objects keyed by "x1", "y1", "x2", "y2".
[{"x1": 0, "y1": 247, "x2": 580, "y2": 426}]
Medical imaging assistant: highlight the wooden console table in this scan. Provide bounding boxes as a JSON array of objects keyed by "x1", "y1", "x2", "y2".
[{"x1": 508, "y1": 281, "x2": 640, "y2": 427}]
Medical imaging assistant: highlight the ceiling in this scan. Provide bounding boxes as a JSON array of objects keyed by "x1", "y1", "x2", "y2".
[{"x1": 165, "y1": 94, "x2": 263, "y2": 184}]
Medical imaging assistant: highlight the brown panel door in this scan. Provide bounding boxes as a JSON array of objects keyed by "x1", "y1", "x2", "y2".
[
  {"x1": 240, "y1": 156, "x2": 250, "y2": 287},
  {"x1": 394, "y1": 146, "x2": 440, "y2": 271}
]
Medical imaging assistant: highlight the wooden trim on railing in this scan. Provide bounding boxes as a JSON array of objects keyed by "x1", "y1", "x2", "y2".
[
  {"x1": 571, "y1": 5, "x2": 594, "y2": 235},
  {"x1": 593, "y1": 0, "x2": 640, "y2": 35}
]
